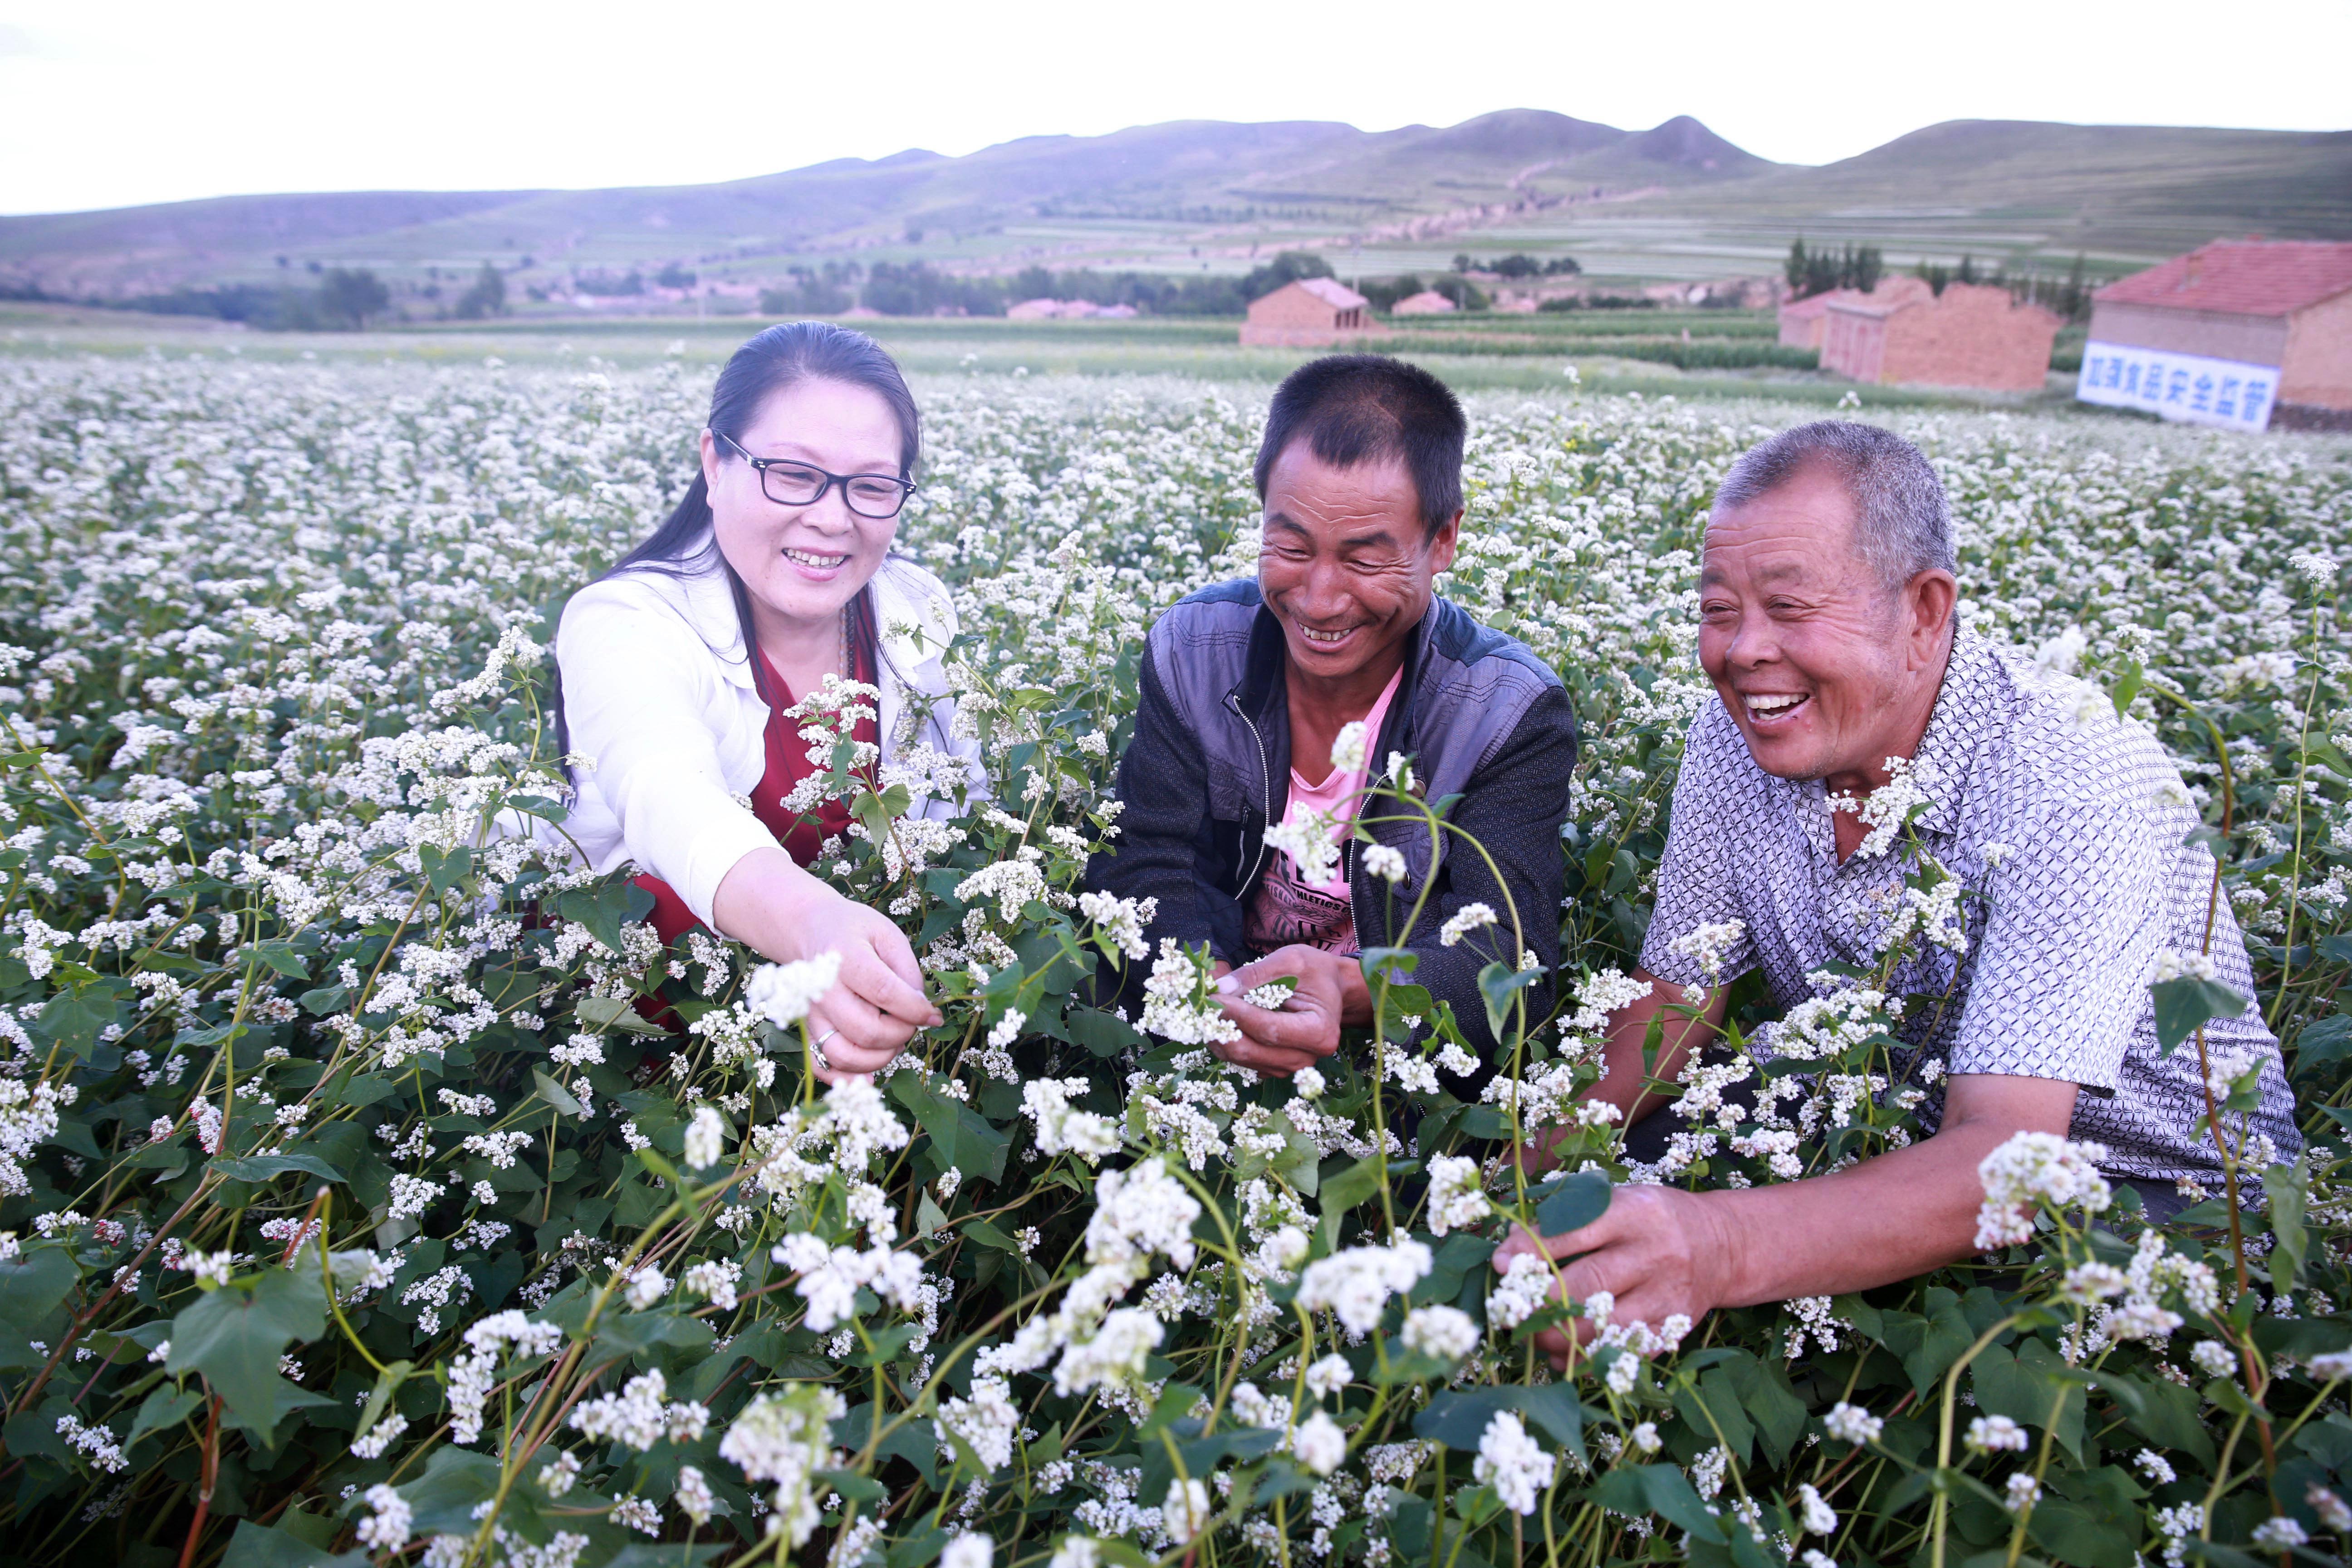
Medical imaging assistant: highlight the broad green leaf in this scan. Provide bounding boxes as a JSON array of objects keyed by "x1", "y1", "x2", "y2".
[
  {"x1": 888, "y1": 1073, "x2": 1010, "y2": 1184},
  {"x1": 124, "y1": 1385, "x2": 203, "y2": 1452},
  {"x1": 2150, "y1": 974, "x2": 2251, "y2": 1054},
  {"x1": 210, "y1": 1152, "x2": 346, "y2": 1186},
  {"x1": 2267, "y1": 1156, "x2": 2310, "y2": 1292},
  {"x1": 1533, "y1": 1168, "x2": 1612, "y2": 1236},
  {"x1": 1586, "y1": 1463, "x2": 1723, "y2": 1539},
  {"x1": 393, "y1": 1444, "x2": 504, "y2": 1536},
  {"x1": 250, "y1": 941, "x2": 309, "y2": 980},
  {"x1": 220, "y1": 1517, "x2": 373, "y2": 1568},
  {"x1": 1477, "y1": 960, "x2": 1540, "y2": 1040},
  {"x1": 353, "y1": 1360, "x2": 415, "y2": 1452},
  {"x1": 165, "y1": 1259, "x2": 328, "y2": 1438},
  {"x1": 0, "y1": 1245, "x2": 80, "y2": 1335},
  {"x1": 532, "y1": 1068, "x2": 585, "y2": 1117},
  {"x1": 417, "y1": 843, "x2": 472, "y2": 895},
  {"x1": 574, "y1": 995, "x2": 673, "y2": 1038}
]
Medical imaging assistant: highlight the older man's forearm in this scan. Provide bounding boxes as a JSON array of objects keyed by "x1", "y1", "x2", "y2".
[
  {"x1": 1701, "y1": 1075, "x2": 2079, "y2": 1305},
  {"x1": 1696, "y1": 1124, "x2": 2015, "y2": 1304}
]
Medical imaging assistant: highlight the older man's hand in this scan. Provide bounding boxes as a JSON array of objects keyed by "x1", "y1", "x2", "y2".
[
  {"x1": 1208, "y1": 946, "x2": 1349, "y2": 1078},
  {"x1": 1492, "y1": 1184, "x2": 1736, "y2": 1371}
]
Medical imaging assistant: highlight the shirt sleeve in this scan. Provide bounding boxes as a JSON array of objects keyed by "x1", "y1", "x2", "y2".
[
  {"x1": 1947, "y1": 777, "x2": 2170, "y2": 1090},
  {"x1": 557, "y1": 580, "x2": 779, "y2": 929},
  {"x1": 1639, "y1": 702, "x2": 1761, "y2": 987}
]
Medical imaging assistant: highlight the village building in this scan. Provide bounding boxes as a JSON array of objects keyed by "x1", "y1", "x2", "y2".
[
  {"x1": 1816, "y1": 280, "x2": 2059, "y2": 392},
  {"x1": 1006, "y1": 298, "x2": 1133, "y2": 320},
  {"x1": 1390, "y1": 290, "x2": 1458, "y2": 316},
  {"x1": 2079, "y1": 241, "x2": 2352, "y2": 432},
  {"x1": 1240, "y1": 278, "x2": 1379, "y2": 347},
  {"x1": 1777, "y1": 277, "x2": 1933, "y2": 348}
]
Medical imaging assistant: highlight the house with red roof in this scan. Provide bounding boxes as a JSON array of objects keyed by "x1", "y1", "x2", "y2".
[
  {"x1": 2080, "y1": 241, "x2": 2352, "y2": 432},
  {"x1": 1240, "y1": 278, "x2": 1381, "y2": 348}
]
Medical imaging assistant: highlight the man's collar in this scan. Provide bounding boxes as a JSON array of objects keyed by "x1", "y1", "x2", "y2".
[{"x1": 1904, "y1": 627, "x2": 1997, "y2": 835}]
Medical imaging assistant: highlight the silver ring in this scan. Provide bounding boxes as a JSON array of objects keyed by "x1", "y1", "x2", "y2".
[{"x1": 812, "y1": 1028, "x2": 838, "y2": 1049}]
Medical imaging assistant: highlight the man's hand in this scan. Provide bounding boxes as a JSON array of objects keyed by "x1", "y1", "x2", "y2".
[
  {"x1": 1206, "y1": 946, "x2": 1352, "y2": 1077},
  {"x1": 1492, "y1": 1185, "x2": 1734, "y2": 1370},
  {"x1": 1495, "y1": 1075, "x2": 2084, "y2": 1368},
  {"x1": 713, "y1": 848, "x2": 943, "y2": 1083}
]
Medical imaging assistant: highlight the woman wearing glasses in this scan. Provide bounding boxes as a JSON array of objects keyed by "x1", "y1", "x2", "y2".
[{"x1": 556, "y1": 321, "x2": 977, "y2": 1078}]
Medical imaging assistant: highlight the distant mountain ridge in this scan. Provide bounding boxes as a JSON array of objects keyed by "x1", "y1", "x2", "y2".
[{"x1": 1, "y1": 108, "x2": 2345, "y2": 299}]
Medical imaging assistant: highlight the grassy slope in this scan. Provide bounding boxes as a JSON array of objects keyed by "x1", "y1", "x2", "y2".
[{"x1": 3, "y1": 116, "x2": 2344, "y2": 302}]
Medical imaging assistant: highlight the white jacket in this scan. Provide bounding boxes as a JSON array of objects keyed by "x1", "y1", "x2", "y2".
[{"x1": 553, "y1": 544, "x2": 980, "y2": 926}]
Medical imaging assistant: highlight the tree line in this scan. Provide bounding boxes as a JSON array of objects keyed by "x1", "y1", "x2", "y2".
[{"x1": 1786, "y1": 237, "x2": 2094, "y2": 319}]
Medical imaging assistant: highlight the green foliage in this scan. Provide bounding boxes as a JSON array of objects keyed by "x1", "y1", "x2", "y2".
[{"x1": 0, "y1": 358, "x2": 2344, "y2": 1567}]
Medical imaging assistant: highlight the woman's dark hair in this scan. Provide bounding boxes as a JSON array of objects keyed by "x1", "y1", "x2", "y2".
[
  {"x1": 1252, "y1": 354, "x2": 1465, "y2": 536},
  {"x1": 557, "y1": 323, "x2": 920, "y2": 760}
]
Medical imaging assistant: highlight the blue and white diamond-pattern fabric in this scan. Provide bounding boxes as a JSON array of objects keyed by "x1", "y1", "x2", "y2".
[{"x1": 1642, "y1": 629, "x2": 2301, "y2": 1186}]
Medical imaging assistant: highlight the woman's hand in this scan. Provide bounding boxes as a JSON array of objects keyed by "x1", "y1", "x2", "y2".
[{"x1": 713, "y1": 847, "x2": 942, "y2": 1083}]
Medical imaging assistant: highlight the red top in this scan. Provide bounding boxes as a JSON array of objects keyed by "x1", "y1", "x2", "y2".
[
  {"x1": 2095, "y1": 241, "x2": 2352, "y2": 319},
  {"x1": 634, "y1": 633, "x2": 879, "y2": 950}
]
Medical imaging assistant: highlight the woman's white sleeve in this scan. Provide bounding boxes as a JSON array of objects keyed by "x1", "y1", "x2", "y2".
[{"x1": 557, "y1": 585, "x2": 779, "y2": 928}]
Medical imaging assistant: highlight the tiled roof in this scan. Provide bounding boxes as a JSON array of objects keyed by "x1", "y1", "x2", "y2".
[
  {"x1": 2096, "y1": 241, "x2": 2352, "y2": 318},
  {"x1": 1294, "y1": 277, "x2": 1370, "y2": 311}
]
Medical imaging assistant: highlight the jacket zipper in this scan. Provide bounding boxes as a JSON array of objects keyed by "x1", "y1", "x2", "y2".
[{"x1": 1226, "y1": 690, "x2": 1274, "y2": 889}]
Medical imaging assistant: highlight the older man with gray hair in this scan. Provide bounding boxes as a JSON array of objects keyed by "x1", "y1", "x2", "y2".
[{"x1": 1497, "y1": 420, "x2": 2299, "y2": 1357}]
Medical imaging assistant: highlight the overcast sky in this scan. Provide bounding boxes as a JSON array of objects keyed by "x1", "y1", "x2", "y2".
[{"x1": 2, "y1": 0, "x2": 2346, "y2": 216}]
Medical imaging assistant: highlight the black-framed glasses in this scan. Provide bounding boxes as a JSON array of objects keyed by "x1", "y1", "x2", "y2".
[{"x1": 715, "y1": 431, "x2": 917, "y2": 519}]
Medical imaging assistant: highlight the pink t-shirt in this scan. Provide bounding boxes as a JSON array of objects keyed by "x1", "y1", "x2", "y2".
[{"x1": 1246, "y1": 665, "x2": 1405, "y2": 955}]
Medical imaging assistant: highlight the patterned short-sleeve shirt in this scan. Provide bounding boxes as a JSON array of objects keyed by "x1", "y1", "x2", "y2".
[{"x1": 1640, "y1": 630, "x2": 2300, "y2": 1185}]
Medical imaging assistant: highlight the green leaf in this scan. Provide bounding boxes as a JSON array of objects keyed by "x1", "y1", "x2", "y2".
[
  {"x1": 1358, "y1": 947, "x2": 1420, "y2": 987},
  {"x1": 298, "y1": 985, "x2": 348, "y2": 1016},
  {"x1": 532, "y1": 1068, "x2": 584, "y2": 1117},
  {"x1": 1973, "y1": 1339, "x2": 2084, "y2": 1459},
  {"x1": 250, "y1": 941, "x2": 310, "y2": 981},
  {"x1": 2268, "y1": 1156, "x2": 2311, "y2": 1292},
  {"x1": 2151, "y1": 974, "x2": 2252, "y2": 1054},
  {"x1": 124, "y1": 1385, "x2": 203, "y2": 1452},
  {"x1": 889, "y1": 1073, "x2": 1011, "y2": 1184},
  {"x1": 1318, "y1": 1154, "x2": 1406, "y2": 1219},
  {"x1": 1675, "y1": 1367, "x2": 1756, "y2": 1464},
  {"x1": 0, "y1": 1244, "x2": 79, "y2": 1336},
  {"x1": 1586, "y1": 1463, "x2": 1724, "y2": 1539},
  {"x1": 353, "y1": 1360, "x2": 416, "y2": 1452},
  {"x1": 1065, "y1": 1005, "x2": 1143, "y2": 1059},
  {"x1": 210, "y1": 1152, "x2": 346, "y2": 1186},
  {"x1": 393, "y1": 1445, "x2": 503, "y2": 1536},
  {"x1": 574, "y1": 995, "x2": 673, "y2": 1039},
  {"x1": 1477, "y1": 960, "x2": 1540, "y2": 1041},
  {"x1": 1415, "y1": 1383, "x2": 1588, "y2": 1466},
  {"x1": 1533, "y1": 1169, "x2": 1612, "y2": 1236},
  {"x1": 1881, "y1": 1288, "x2": 1978, "y2": 1396},
  {"x1": 815, "y1": 1468, "x2": 888, "y2": 1503},
  {"x1": 220, "y1": 1519, "x2": 373, "y2": 1568},
  {"x1": 34, "y1": 987, "x2": 114, "y2": 1056},
  {"x1": 552, "y1": 880, "x2": 655, "y2": 956},
  {"x1": 417, "y1": 844, "x2": 473, "y2": 895},
  {"x1": 165, "y1": 1260, "x2": 328, "y2": 1439}
]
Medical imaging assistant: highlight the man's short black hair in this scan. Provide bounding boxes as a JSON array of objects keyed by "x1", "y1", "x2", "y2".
[{"x1": 1253, "y1": 355, "x2": 1466, "y2": 536}]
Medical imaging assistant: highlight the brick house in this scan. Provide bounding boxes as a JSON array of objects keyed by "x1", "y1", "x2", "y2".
[
  {"x1": 2080, "y1": 241, "x2": 2352, "y2": 432},
  {"x1": 1819, "y1": 281, "x2": 2060, "y2": 392},
  {"x1": 1391, "y1": 289, "x2": 1458, "y2": 317},
  {"x1": 1777, "y1": 277, "x2": 1932, "y2": 348},
  {"x1": 1240, "y1": 278, "x2": 1379, "y2": 347}
]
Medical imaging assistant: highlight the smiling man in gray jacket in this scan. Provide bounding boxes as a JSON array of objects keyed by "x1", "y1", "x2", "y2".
[{"x1": 1088, "y1": 355, "x2": 1578, "y2": 1075}]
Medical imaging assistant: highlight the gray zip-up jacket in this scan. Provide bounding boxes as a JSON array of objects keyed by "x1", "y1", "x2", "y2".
[{"x1": 1088, "y1": 579, "x2": 1577, "y2": 1058}]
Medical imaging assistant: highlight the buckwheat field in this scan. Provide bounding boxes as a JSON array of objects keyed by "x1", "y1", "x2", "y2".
[{"x1": 4, "y1": 349, "x2": 2352, "y2": 1568}]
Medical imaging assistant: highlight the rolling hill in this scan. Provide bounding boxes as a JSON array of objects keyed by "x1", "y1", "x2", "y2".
[{"x1": 1, "y1": 109, "x2": 2344, "y2": 304}]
